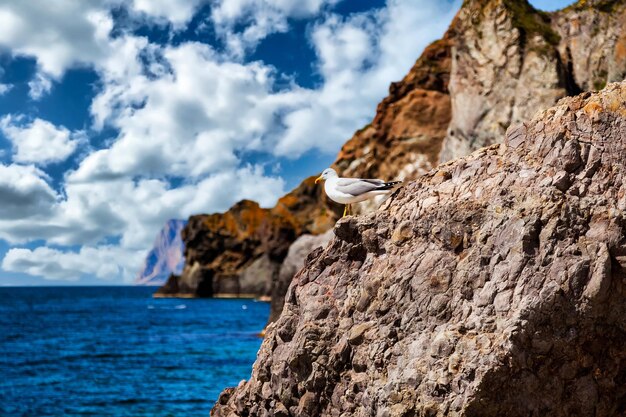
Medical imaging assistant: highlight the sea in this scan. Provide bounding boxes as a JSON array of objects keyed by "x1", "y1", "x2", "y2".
[{"x1": 0, "y1": 286, "x2": 269, "y2": 417}]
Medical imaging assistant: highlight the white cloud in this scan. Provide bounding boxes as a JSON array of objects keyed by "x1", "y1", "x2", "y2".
[
  {"x1": 2, "y1": 245, "x2": 145, "y2": 282},
  {"x1": 131, "y1": 0, "x2": 205, "y2": 29},
  {"x1": 0, "y1": 164, "x2": 58, "y2": 220},
  {"x1": 0, "y1": 165, "x2": 285, "y2": 249},
  {"x1": 0, "y1": 116, "x2": 82, "y2": 165},
  {"x1": 0, "y1": 0, "x2": 205, "y2": 94},
  {"x1": 83, "y1": 41, "x2": 309, "y2": 181},
  {"x1": 27, "y1": 73, "x2": 52, "y2": 100},
  {"x1": 0, "y1": 2, "x2": 116, "y2": 78},
  {"x1": 0, "y1": 83, "x2": 12, "y2": 95},
  {"x1": 210, "y1": 0, "x2": 339, "y2": 57}
]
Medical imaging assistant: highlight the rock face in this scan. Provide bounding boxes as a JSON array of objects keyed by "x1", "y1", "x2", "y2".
[
  {"x1": 212, "y1": 83, "x2": 626, "y2": 417},
  {"x1": 441, "y1": 0, "x2": 626, "y2": 162},
  {"x1": 267, "y1": 230, "x2": 334, "y2": 325},
  {"x1": 334, "y1": 32, "x2": 454, "y2": 183},
  {"x1": 135, "y1": 219, "x2": 186, "y2": 286}
]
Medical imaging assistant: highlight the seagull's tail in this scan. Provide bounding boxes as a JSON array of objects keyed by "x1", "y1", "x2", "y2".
[{"x1": 378, "y1": 181, "x2": 402, "y2": 191}]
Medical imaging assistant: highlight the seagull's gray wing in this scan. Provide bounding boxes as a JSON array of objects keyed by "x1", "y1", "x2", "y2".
[{"x1": 336, "y1": 178, "x2": 385, "y2": 196}]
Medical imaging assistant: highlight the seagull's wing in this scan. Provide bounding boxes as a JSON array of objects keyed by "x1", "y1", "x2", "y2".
[{"x1": 335, "y1": 178, "x2": 386, "y2": 196}]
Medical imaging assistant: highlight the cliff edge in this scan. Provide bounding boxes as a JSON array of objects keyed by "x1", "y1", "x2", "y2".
[{"x1": 212, "y1": 83, "x2": 626, "y2": 416}]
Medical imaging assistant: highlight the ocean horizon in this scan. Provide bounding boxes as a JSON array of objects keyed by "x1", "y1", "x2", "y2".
[{"x1": 1, "y1": 286, "x2": 268, "y2": 417}]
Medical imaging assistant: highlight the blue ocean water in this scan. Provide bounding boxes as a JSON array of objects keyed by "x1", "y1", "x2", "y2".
[{"x1": 0, "y1": 286, "x2": 269, "y2": 417}]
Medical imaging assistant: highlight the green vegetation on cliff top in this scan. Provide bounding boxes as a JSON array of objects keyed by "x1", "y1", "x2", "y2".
[
  {"x1": 463, "y1": 0, "x2": 561, "y2": 46},
  {"x1": 504, "y1": 0, "x2": 560, "y2": 45}
]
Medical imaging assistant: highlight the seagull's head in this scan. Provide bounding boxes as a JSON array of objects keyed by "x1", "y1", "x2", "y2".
[{"x1": 315, "y1": 168, "x2": 338, "y2": 184}]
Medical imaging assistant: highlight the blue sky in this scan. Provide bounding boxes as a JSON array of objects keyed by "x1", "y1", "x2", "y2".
[{"x1": 0, "y1": 0, "x2": 573, "y2": 286}]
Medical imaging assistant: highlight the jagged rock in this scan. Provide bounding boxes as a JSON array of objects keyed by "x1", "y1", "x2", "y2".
[
  {"x1": 212, "y1": 83, "x2": 626, "y2": 417},
  {"x1": 334, "y1": 32, "x2": 454, "y2": 184},
  {"x1": 267, "y1": 230, "x2": 334, "y2": 325},
  {"x1": 554, "y1": 0, "x2": 626, "y2": 92},
  {"x1": 135, "y1": 219, "x2": 186, "y2": 286},
  {"x1": 441, "y1": 0, "x2": 626, "y2": 162}
]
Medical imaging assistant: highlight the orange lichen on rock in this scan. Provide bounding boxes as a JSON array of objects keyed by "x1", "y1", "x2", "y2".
[
  {"x1": 202, "y1": 200, "x2": 269, "y2": 239},
  {"x1": 583, "y1": 101, "x2": 604, "y2": 120}
]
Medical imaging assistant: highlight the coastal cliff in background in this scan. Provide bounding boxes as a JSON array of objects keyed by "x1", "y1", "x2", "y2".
[
  {"x1": 212, "y1": 81, "x2": 626, "y2": 417},
  {"x1": 155, "y1": 182, "x2": 340, "y2": 298},
  {"x1": 156, "y1": 0, "x2": 626, "y2": 324},
  {"x1": 135, "y1": 219, "x2": 186, "y2": 286}
]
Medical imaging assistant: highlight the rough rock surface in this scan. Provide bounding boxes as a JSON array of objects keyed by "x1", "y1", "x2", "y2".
[
  {"x1": 267, "y1": 230, "x2": 334, "y2": 325},
  {"x1": 334, "y1": 31, "x2": 454, "y2": 184},
  {"x1": 441, "y1": 0, "x2": 626, "y2": 162},
  {"x1": 135, "y1": 219, "x2": 186, "y2": 286},
  {"x1": 212, "y1": 84, "x2": 626, "y2": 416}
]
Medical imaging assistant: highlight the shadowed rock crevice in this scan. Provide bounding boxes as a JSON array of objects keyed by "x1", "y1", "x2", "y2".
[{"x1": 212, "y1": 83, "x2": 626, "y2": 416}]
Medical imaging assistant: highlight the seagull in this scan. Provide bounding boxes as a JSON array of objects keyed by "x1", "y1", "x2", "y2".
[{"x1": 315, "y1": 168, "x2": 402, "y2": 217}]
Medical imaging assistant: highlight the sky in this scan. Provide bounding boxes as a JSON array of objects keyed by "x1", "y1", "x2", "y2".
[{"x1": 0, "y1": 0, "x2": 573, "y2": 286}]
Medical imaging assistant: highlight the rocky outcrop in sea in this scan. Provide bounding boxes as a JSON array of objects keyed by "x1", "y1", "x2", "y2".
[
  {"x1": 212, "y1": 81, "x2": 626, "y2": 417},
  {"x1": 155, "y1": 183, "x2": 340, "y2": 298}
]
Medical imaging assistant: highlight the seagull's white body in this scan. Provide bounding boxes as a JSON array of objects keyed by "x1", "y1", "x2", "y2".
[
  {"x1": 324, "y1": 176, "x2": 394, "y2": 204},
  {"x1": 315, "y1": 168, "x2": 401, "y2": 216}
]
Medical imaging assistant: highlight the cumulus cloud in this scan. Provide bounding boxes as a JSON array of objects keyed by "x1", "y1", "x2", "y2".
[
  {"x1": 0, "y1": 0, "x2": 206, "y2": 94},
  {"x1": 2, "y1": 245, "x2": 145, "y2": 282},
  {"x1": 0, "y1": 165, "x2": 285, "y2": 249},
  {"x1": 0, "y1": 164, "x2": 58, "y2": 220},
  {"x1": 130, "y1": 0, "x2": 206, "y2": 29},
  {"x1": 27, "y1": 73, "x2": 53, "y2": 100},
  {"x1": 210, "y1": 0, "x2": 339, "y2": 57},
  {"x1": 84, "y1": 41, "x2": 310, "y2": 181},
  {"x1": 0, "y1": 116, "x2": 83, "y2": 165},
  {"x1": 0, "y1": 2, "x2": 117, "y2": 78}
]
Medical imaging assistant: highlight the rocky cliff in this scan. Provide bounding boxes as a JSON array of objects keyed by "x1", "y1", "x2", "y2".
[
  {"x1": 155, "y1": 180, "x2": 340, "y2": 298},
  {"x1": 441, "y1": 0, "x2": 626, "y2": 161},
  {"x1": 156, "y1": 0, "x2": 626, "y2": 323},
  {"x1": 135, "y1": 219, "x2": 186, "y2": 286},
  {"x1": 212, "y1": 82, "x2": 626, "y2": 417}
]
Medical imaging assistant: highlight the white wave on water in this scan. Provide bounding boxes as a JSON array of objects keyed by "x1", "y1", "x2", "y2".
[{"x1": 147, "y1": 304, "x2": 187, "y2": 310}]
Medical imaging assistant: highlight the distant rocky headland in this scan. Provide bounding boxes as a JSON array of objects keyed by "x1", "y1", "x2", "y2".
[{"x1": 135, "y1": 219, "x2": 186, "y2": 286}]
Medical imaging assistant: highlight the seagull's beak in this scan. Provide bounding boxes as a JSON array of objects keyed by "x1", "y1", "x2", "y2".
[{"x1": 315, "y1": 176, "x2": 323, "y2": 184}]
